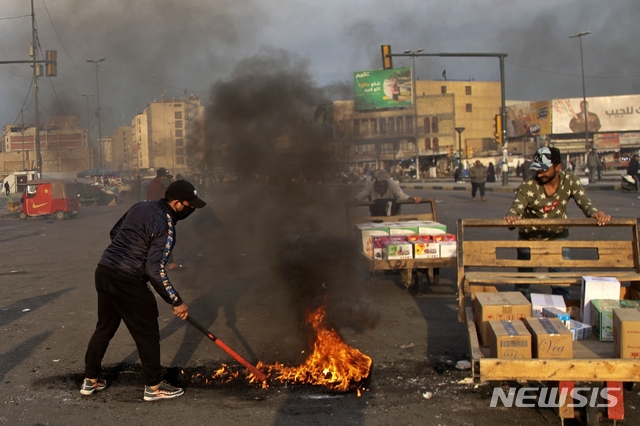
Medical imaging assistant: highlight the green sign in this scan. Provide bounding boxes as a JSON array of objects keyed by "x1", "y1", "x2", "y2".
[{"x1": 353, "y1": 67, "x2": 412, "y2": 111}]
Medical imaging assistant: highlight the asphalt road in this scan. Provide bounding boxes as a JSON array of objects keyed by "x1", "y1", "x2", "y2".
[{"x1": 1, "y1": 184, "x2": 639, "y2": 426}]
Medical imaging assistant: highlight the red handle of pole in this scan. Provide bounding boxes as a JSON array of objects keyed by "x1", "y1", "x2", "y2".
[{"x1": 187, "y1": 316, "x2": 267, "y2": 382}]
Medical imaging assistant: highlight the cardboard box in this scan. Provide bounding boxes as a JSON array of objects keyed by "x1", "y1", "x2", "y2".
[
  {"x1": 620, "y1": 300, "x2": 640, "y2": 309},
  {"x1": 406, "y1": 234, "x2": 433, "y2": 243},
  {"x1": 542, "y1": 307, "x2": 571, "y2": 326},
  {"x1": 489, "y1": 320, "x2": 532, "y2": 359},
  {"x1": 524, "y1": 317, "x2": 573, "y2": 359},
  {"x1": 355, "y1": 223, "x2": 389, "y2": 258},
  {"x1": 438, "y1": 241, "x2": 457, "y2": 258},
  {"x1": 531, "y1": 293, "x2": 567, "y2": 318},
  {"x1": 474, "y1": 292, "x2": 532, "y2": 347},
  {"x1": 371, "y1": 235, "x2": 406, "y2": 260},
  {"x1": 567, "y1": 320, "x2": 592, "y2": 341},
  {"x1": 388, "y1": 223, "x2": 419, "y2": 236},
  {"x1": 382, "y1": 241, "x2": 413, "y2": 260},
  {"x1": 432, "y1": 233, "x2": 456, "y2": 242},
  {"x1": 417, "y1": 221, "x2": 447, "y2": 236},
  {"x1": 591, "y1": 299, "x2": 622, "y2": 342},
  {"x1": 412, "y1": 241, "x2": 439, "y2": 259},
  {"x1": 613, "y1": 308, "x2": 640, "y2": 358},
  {"x1": 580, "y1": 276, "x2": 620, "y2": 324}
]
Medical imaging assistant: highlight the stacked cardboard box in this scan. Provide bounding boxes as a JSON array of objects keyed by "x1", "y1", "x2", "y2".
[
  {"x1": 531, "y1": 294, "x2": 566, "y2": 318},
  {"x1": 474, "y1": 292, "x2": 531, "y2": 347},
  {"x1": 355, "y1": 221, "x2": 456, "y2": 259},
  {"x1": 613, "y1": 308, "x2": 640, "y2": 358},
  {"x1": 524, "y1": 317, "x2": 573, "y2": 359},
  {"x1": 580, "y1": 276, "x2": 620, "y2": 324},
  {"x1": 591, "y1": 299, "x2": 621, "y2": 342},
  {"x1": 489, "y1": 320, "x2": 532, "y2": 359}
]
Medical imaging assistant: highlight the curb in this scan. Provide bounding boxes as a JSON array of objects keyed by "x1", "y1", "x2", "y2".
[{"x1": 400, "y1": 183, "x2": 622, "y2": 192}]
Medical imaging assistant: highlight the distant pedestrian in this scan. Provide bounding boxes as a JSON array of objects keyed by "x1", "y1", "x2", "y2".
[
  {"x1": 3, "y1": 181, "x2": 9, "y2": 196},
  {"x1": 454, "y1": 166, "x2": 462, "y2": 183},
  {"x1": 586, "y1": 149, "x2": 599, "y2": 183},
  {"x1": 468, "y1": 160, "x2": 487, "y2": 201},
  {"x1": 487, "y1": 163, "x2": 496, "y2": 182}
]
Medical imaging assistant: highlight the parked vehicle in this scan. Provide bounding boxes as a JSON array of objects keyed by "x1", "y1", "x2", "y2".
[{"x1": 19, "y1": 179, "x2": 80, "y2": 220}]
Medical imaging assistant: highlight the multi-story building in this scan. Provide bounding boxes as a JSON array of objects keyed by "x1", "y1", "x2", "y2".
[
  {"x1": 125, "y1": 97, "x2": 204, "y2": 176},
  {"x1": 331, "y1": 79, "x2": 501, "y2": 174},
  {"x1": 1, "y1": 116, "x2": 91, "y2": 174}
]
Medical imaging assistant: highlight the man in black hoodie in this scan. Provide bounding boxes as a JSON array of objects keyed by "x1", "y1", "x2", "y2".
[{"x1": 81, "y1": 180, "x2": 206, "y2": 401}]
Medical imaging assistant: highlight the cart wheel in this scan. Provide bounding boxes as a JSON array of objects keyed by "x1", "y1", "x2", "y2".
[
  {"x1": 414, "y1": 270, "x2": 426, "y2": 294},
  {"x1": 19, "y1": 211, "x2": 26, "y2": 220},
  {"x1": 583, "y1": 404, "x2": 600, "y2": 426},
  {"x1": 55, "y1": 210, "x2": 66, "y2": 220},
  {"x1": 427, "y1": 268, "x2": 440, "y2": 285}
]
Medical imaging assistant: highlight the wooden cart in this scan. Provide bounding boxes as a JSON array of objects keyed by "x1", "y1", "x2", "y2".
[
  {"x1": 348, "y1": 198, "x2": 456, "y2": 291},
  {"x1": 457, "y1": 218, "x2": 640, "y2": 425}
]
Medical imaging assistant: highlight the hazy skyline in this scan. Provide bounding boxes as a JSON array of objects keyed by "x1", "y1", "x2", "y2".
[{"x1": 0, "y1": 0, "x2": 638, "y2": 137}]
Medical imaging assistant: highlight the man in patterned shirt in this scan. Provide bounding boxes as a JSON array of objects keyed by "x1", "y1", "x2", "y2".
[{"x1": 504, "y1": 147, "x2": 610, "y2": 298}]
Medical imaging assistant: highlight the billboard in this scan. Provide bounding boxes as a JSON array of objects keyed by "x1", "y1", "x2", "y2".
[
  {"x1": 354, "y1": 67, "x2": 412, "y2": 111},
  {"x1": 506, "y1": 101, "x2": 552, "y2": 137},
  {"x1": 552, "y1": 95, "x2": 640, "y2": 134}
]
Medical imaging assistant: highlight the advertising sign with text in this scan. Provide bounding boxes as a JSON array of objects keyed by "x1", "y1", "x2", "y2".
[
  {"x1": 354, "y1": 68, "x2": 412, "y2": 111},
  {"x1": 506, "y1": 101, "x2": 552, "y2": 137},
  {"x1": 552, "y1": 95, "x2": 640, "y2": 134}
]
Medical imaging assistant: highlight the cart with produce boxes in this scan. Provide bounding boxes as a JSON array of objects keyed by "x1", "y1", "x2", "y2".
[
  {"x1": 349, "y1": 199, "x2": 456, "y2": 292},
  {"x1": 457, "y1": 218, "x2": 640, "y2": 425}
]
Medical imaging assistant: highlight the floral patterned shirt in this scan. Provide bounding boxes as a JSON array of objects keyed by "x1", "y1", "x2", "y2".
[{"x1": 507, "y1": 171, "x2": 598, "y2": 240}]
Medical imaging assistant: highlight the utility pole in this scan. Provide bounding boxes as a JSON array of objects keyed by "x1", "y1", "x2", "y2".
[
  {"x1": 87, "y1": 58, "x2": 106, "y2": 181},
  {"x1": 81, "y1": 93, "x2": 94, "y2": 168},
  {"x1": 31, "y1": 0, "x2": 42, "y2": 175}
]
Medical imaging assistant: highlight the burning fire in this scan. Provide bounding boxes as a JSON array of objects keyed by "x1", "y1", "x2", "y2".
[
  {"x1": 262, "y1": 304, "x2": 372, "y2": 391},
  {"x1": 186, "y1": 305, "x2": 372, "y2": 392}
]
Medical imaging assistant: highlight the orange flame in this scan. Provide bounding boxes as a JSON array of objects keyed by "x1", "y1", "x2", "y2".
[
  {"x1": 263, "y1": 305, "x2": 372, "y2": 391},
  {"x1": 186, "y1": 305, "x2": 372, "y2": 392}
]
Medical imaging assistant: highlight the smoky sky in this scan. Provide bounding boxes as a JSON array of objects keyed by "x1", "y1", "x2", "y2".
[{"x1": 0, "y1": 0, "x2": 638, "y2": 137}]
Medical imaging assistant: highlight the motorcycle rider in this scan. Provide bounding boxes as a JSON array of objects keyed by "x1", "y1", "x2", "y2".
[{"x1": 626, "y1": 153, "x2": 640, "y2": 191}]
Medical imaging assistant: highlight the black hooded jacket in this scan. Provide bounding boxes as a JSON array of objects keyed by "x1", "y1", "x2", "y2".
[{"x1": 98, "y1": 199, "x2": 183, "y2": 306}]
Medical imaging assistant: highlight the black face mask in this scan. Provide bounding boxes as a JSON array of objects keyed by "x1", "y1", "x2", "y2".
[{"x1": 174, "y1": 204, "x2": 196, "y2": 221}]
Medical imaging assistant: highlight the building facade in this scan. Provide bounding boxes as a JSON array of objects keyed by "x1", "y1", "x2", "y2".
[{"x1": 1, "y1": 116, "x2": 91, "y2": 175}]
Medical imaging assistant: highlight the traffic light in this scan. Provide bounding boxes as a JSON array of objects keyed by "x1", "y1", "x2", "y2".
[
  {"x1": 381, "y1": 45, "x2": 393, "y2": 70},
  {"x1": 494, "y1": 114, "x2": 502, "y2": 145},
  {"x1": 46, "y1": 50, "x2": 57, "y2": 77},
  {"x1": 467, "y1": 146, "x2": 473, "y2": 158},
  {"x1": 448, "y1": 145, "x2": 454, "y2": 157}
]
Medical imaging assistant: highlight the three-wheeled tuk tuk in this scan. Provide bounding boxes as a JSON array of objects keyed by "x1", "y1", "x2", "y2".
[{"x1": 19, "y1": 179, "x2": 80, "y2": 220}]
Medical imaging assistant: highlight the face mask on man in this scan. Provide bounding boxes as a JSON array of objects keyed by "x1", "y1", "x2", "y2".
[{"x1": 174, "y1": 203, "x2": 196, "y2": 221}]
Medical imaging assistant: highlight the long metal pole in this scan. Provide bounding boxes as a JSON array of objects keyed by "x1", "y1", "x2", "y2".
[
  {"x1": 499, "y1": 55, "x2": 508, "y2": 186},
  {"x1": 579, "y1": 36, "x2": 589, "y2": 151},
  {"x1": 31, "y1": 0, "x2": 41, "y2": 175},
  {"x1": 95, "y1": 64, "x2": 103, "y2": 180},
  {"x1": 412, "y1": 56, "x2": 419, "y2": 179},
  {"x1": 570, "y1": 32, "x2": 591, "y2": 152},
  {"x1": 81, "y1": 93, "x2": 93, "y2": 169}
]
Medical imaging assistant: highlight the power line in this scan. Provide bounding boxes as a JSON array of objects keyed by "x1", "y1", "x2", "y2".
[
  {"x1": 506, "y1": 59, "x2": 640, "y2": 79},
  {"x1": 40, "y1": 0, "x2": 91, "y2": 73},
  {"x1": 0, "y1": 14, "x2": 31, "y2": 21}
]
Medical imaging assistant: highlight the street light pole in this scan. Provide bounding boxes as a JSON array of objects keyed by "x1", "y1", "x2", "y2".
[
  {"x1": 87, "y1": 57, "x2": 105, "y2": 181},
  {"x1": 570, "y1": 31, "x2": 591, "y2": 151},
  {"x1": 455, "y1": 127, "x2": 465, "y2": 174},
  {"x1": 81, "y1": 93, "x2": 94, "y2": 169},
  {"x1": 404, "y1": 48, "x2": 423, "y2": 179}
]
